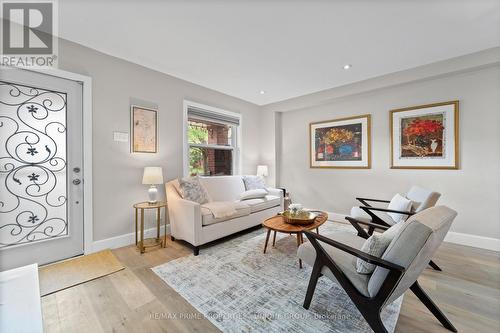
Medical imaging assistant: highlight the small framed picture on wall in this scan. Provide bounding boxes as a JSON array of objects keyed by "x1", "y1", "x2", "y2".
[
  {"x1": 390, "y1": 101, "x2": 459, "y2": 169},
  {"x1": 131, "y1": 105, "x2": 158, "y2": 153},
  {"x1": 310, "y1": 114, "x2": 371, "y2": 169}
]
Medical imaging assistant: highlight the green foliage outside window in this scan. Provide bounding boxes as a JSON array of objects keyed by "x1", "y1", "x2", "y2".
[{"x1": 188, "y1": 123, "x2": 208, "y2": 175}]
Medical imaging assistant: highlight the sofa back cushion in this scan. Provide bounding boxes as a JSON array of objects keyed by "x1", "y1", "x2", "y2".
[{"x1": 199, "y1": 176, "x2": 246, "y2": 202}]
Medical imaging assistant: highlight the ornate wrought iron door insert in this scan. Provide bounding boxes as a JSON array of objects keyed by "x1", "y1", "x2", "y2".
[{"x1": 0, "y1": 81, "x2": 68, "y2": 248}]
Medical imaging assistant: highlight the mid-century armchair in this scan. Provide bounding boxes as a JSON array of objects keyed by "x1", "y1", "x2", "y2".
[
  {"x1": 346, "y1": 186, "x2": 442, "y2": 270},
  {"x1": 298, "y1": 206, "x2": 457, "y2": 333}
]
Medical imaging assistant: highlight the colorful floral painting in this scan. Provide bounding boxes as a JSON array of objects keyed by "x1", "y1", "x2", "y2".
[
  {"x1": 310, "y1": 115, "x2": 371, "y2": 168},
  {"x1": 314, "y1": 123, "x2": 362, "y2": 161},
  {"x1": 390, "y1": 101, "x2": 459, "y2": 169},
  {"x1": 400, "y1": 113, "x2": 445, "y2": 158}
]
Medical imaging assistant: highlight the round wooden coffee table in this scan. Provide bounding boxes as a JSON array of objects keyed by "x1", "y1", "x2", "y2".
[{"x1": 262, "y1": 211, "x2": 328, "y2": 268}]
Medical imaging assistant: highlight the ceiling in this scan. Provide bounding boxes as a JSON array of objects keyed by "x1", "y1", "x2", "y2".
[{"x1": 58, "y1": 0, "x2": 500, "y2": 105}]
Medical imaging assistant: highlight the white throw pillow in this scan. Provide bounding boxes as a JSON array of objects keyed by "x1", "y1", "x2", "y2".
[
  {"x1": 178, "y1": 176, "x2": 210, "y2": 204},
  {"x1": 387, "y1": 193, "x2": 412, "y2": 223},
  {"x1": 242, "y1": 175, "x2": 266, "y2": 190},
  {"x1": 240, "y1": 189, "x2": 268, "y2": 200}
]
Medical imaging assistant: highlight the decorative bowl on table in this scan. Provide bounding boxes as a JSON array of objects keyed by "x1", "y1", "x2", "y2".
[{"x1": 282, "y1": 210, "x2": 318, "y2": 225}]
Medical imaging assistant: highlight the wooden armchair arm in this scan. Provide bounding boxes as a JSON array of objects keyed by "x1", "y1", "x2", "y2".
[
  {"x1": 356, "y1": 197, "x2": 391, "y2": 206},
  {"x1": 350, "y1": 219, "x2": 390, "y2": 231},
  {"x1": 303, "y1": 231, "x2": 405, "y2": 272},
  {"x1": 360, "y1": 206, "x2": 414, "y2": 216}
]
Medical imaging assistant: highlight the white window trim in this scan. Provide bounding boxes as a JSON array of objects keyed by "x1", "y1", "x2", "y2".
[{"x1": 183, "y1": 100, "x2": 242, "y2": 177}]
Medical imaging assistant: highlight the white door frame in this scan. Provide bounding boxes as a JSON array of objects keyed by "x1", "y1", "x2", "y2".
[{"x1": 19, "y1": 67, "x2": 94, "y2": 255}]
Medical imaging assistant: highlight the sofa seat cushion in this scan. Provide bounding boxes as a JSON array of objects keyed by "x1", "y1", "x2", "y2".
[
  {"x1": 201, "y1": 201, "x2": 251, "y2": 226},
  {"x1": 298, "y1": 231, "x2": 370, "y2": 297},
  {"x1": 350, "y1": 206, "x2": 396, "y2": 226},
  {"x1": 239, "y1": 195, "x2": 280, "y2": 213}
]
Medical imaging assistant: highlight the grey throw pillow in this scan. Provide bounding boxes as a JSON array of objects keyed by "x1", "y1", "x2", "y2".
[
  {"x1": 356, "y1": 234, "x2": 392, "y2": 274},
  {"x1": 242, "y1": 175, "x2": 266, "y2": 190},
  {"x1": 178, "y1": 177, "x2": 210, "y2": 204},
  {"x1": 356, "y1": 222, "x2": 403, "y2": 274}
]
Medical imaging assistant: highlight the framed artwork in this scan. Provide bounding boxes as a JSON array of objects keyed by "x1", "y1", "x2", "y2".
[
  {"x1": 310, "y1": 114, "x2": 371, "y2": 169},
  {"x1": 131, "y1": 105, "x2": 158, "y2": 153},
  {"x1": 390, "y1": 101, "x2": 459, "y2": 169}
]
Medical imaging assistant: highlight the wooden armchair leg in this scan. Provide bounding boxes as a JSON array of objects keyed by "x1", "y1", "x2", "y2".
[
  {"x1": 410, "y1": 282, "x2": 457, "y2": 332},
  {"x1": 303, "y1": 260, "x2": 322, "y2": 309},
  {"x1": 428, "y1": 260, "x2": 442, "y2": 271},
  {"x1": 361, "y1": 309, "x2": 388, "y2": 333}
]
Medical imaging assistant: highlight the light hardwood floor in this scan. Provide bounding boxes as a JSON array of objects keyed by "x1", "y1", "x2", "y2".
[{"x1": 42, "y1": 226, "x2": 500, "y2": 333}]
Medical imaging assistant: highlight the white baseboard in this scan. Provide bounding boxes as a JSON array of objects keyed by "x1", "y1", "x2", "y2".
[
  {"x1": 444, "y1": 231, "x2": 500, "y2": 252},
  {"x1": 90, "y1": 225, "x2": 171, "y2": 253},
  {"x1": 325, "y1": 211, "x2": 500, "y2": 252},
  {"x1": 326, "y1": 212, "x2": 349, "y2": 224},
  {"x1": 89, "y1": 215, "x2": 500, "y2": 253}
]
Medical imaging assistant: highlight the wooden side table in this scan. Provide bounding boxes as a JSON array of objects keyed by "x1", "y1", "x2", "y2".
[
  {"x1": 262, "y1": 211, "x2": 328, "y2": 268},
  {"x1": 133, "y1": 201, "x2": 168, "y2": 254}
]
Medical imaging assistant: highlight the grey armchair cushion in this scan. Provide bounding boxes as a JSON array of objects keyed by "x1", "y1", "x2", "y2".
[
  {"x1": 298, "y1": 231, "x2": 371, "y2": 297},
  {"x1": 406, "y1": 186, "x2": 441, "y2": 213},
  {"x1": 349, "y1": 186, "x2": 441, "y2": 225},
  {"x1": 368, "y1": 206, "x2": 456, "y2": 301},
  {"x1": 350, "y1": 206, "x2": 396, "y2": 225}
]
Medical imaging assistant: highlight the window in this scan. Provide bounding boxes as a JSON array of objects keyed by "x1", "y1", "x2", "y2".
[{"x1": 184, "y1": 102, "x2": 240, "y2": 176}]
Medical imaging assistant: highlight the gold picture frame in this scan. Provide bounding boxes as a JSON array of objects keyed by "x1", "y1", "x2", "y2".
[
  {"x1": 390, "y1": 101, "x2": 459, "y2": 169},
  {"x1": 131, "y1": 105, "x2": 158, "y2": 153},
  {"x1": 310, "y1": 114, "x2": 371, "y2": 169}
]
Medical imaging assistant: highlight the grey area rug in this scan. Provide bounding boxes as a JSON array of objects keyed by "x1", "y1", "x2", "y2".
[{"x1": 152, "y1": 221, "x2": 403, "y2": 333}]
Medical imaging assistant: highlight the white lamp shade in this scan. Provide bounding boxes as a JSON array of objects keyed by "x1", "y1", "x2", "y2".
[
  {"x1": 256, "y1": 165, "x2": 269, "y2": 177},
  {"x1": 142, "y1": 167, "x2": 164, "y2": 185}
]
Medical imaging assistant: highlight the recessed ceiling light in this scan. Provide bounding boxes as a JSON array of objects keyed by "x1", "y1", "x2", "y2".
[
  {"x1": 343, "y1": 64, "x2": 352, "y2": 70},
  {"x1": 259, "y1": 90, "x2": 265, "y2": 94}
]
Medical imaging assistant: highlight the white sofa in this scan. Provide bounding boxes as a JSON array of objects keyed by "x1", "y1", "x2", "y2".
[{"x1": 166, "y1": 175, "x2": 284, "y2": 255}]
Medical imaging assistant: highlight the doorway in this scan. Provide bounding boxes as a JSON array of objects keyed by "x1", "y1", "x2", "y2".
[{"x1": 0, "y1": 68, "x2": 85, "y2": 269}]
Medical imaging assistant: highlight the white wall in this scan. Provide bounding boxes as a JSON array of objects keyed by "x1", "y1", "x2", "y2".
[
  {"x1": 58, "y1": 39, "x2": 263, "y2": 242},
  {"x1": 257, "y1": 110, "x2": 278, "y2": 187},
  {"x1": 56, "y1": 38, "x2": 500, "y2": 249},
  {"x1": 273, "y1": 65, "x2": 500, "y2": 241}
]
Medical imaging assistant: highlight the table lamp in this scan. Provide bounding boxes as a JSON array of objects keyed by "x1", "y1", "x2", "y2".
[
  {"x1": 256, "y1": 165, "x2": 268, "y2": 178},
  {"x1": 142, "y1": 167, "x2": 164, "y2": 204}
]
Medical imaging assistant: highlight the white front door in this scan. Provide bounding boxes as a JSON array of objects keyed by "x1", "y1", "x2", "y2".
[{"x1": 0, "y1": 68, "x2": 84, "y2": 270}]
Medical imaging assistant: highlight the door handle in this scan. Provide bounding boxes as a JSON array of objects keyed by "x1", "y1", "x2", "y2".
[{"x1": 73, "y1": 179, "x2": 81, "y2": 185}]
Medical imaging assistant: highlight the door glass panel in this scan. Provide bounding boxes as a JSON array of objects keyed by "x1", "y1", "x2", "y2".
[{"x1": 0, "y1": 81, "x2": 68, "y2": 248}]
